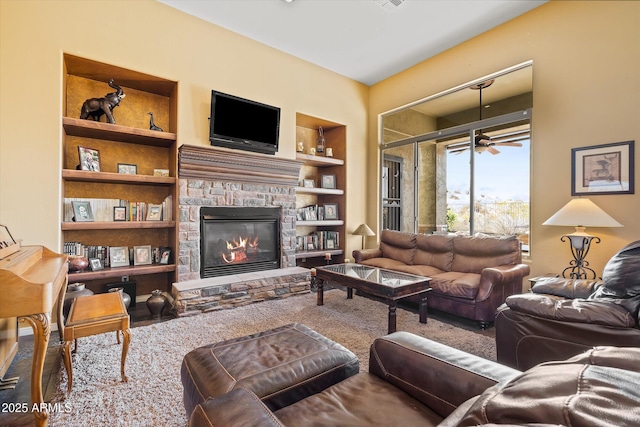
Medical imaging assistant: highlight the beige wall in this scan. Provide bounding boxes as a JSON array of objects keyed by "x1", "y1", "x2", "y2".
[
  {"x1": 0, "y1": 0, "x2": 368, "y2": 256},
  {"x1": 369, "y1": 1, "x2": 640, "y2": 279}
]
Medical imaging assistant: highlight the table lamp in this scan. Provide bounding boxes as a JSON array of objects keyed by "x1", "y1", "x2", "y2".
[
  {"x1": 353, "y1": 224, "x2": 375, "y2": 250},
  {"x1": 543, "y1": 198, "x2": 622, "y2": 279}
]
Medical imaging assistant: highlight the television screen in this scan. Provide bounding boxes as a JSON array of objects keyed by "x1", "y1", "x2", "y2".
[{"x1": 209, "y1": 90, "x2": 280, "y2": 155}]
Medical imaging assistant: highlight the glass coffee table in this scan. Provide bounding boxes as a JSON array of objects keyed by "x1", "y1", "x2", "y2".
[{"x1": 311, "y1": 263, "x2": 432, "y2": 334}]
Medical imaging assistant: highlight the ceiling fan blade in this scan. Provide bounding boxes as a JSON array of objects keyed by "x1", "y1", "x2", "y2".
[
  {"x1": 493, "y1": 142, "x2": 523, "y2": 147},
  {"x1": 488, "y1": 146, "x2": 501, "y2": 155}
]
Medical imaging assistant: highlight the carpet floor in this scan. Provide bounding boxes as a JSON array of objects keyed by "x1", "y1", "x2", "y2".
[{"x1": 49, "y1": 289, "x2": 496, "y2": 427}]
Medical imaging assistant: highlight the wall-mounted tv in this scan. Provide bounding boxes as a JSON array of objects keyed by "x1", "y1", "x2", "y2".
[{"x1": 209, "y1": 90, "x2": 280, "y2": 155}]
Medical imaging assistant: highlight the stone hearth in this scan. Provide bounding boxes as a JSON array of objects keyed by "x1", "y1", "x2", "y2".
[{"x1": 173, "y1": 145, "x2": 308, "y2": 314}]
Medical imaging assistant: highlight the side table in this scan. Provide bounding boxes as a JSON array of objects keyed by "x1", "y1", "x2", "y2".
[{"x1": 62, "y1": 292, "x2": 131, "y2": 393}]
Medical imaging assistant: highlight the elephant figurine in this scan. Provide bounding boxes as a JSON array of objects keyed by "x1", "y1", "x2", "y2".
[{"x1": 79, "y1": 79, "x2": 125, "y2": 124}]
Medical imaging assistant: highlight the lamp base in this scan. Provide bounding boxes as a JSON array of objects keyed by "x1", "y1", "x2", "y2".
[{"x1": 560, "y1": 233, "x2": 600, "y2": 279}]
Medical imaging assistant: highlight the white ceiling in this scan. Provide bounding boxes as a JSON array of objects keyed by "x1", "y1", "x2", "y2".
[{"x1": 158, "y1": 0, "x2": 546, "y2": 86}]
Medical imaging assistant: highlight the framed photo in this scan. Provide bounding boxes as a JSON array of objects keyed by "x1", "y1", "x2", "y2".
[
  {"x1": 323, "y1": 203, "x2": 338, "y2": 220},
  {"x1": 113, "y1": 206, "x2": 127, "y2": 221},
  {"x1": 72, "y1": 201, "x2": 94, "y2": 222},
  {"x1": 159, "y1": 247, "x2": 172, "y2": 265},
  {"x1": 303, "y1": 179, "x2": 315, "y2": 188},
  {"x1": 133, "y1": 245, "x2": 152, "y2": 265},
  {"x1": 78, "y1": 146, "x2": 101, "y2": 172},
  {"x1": 571, "y1": 140, "x2": 634, "y2": 195},
  {"x1": 109, "y1": 246, "x2": 129, "y2": 268},
  {"x1": 321, "y1": 174, "x2": 336, "y2": 189},
  {"x1": 326, "y1": 239, "x2": 336, "y2": 249},
  {"x1": 89, "y1": 258, "x2": 104, "y2": 271},
  {"x1": 146, "y1": 204, "x2": 163, "y2": 221},
  {"x1": 154, "y1": 169, "x2": 170, "y2": 177},
  {"x1": 117, "y1": 163, "x2": 137, "y2": 174}
]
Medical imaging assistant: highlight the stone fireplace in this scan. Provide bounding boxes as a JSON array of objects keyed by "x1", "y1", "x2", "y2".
[{"x1": 173, "y1": 145, "x2": 310, "y2": 316}]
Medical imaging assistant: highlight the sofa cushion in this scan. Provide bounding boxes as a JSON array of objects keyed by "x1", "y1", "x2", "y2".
[
  {"x1": 274, "y1": 373, "x2": 443, "y2": 426},
  {"x1": 595, "y1": 240, "x2": 640, "y2": 298},
  {"x1": 414, "y1": 234, "x2": 454, "y2": 271},
  {"x1": 379, "y1": 230, "x2": 416, "y2": 265},
  {"x1": 532, "y1": 277, "x2": 600, "y2": 298},
  {"x1": 451, "y1": 234, "x2": 520, "y2": 274},
  {"x1": 430, "y1": 272, "x2": 481, "y2": 299},
  {"x1": 456, "y1": 346, "x2": 640, "y2": 426},
  {"x1": 394, "y1": 264, "x2": 446, "y2": 278}
]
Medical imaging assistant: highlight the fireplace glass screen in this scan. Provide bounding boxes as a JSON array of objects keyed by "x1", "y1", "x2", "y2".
[{"x1": 200, "y1": 207, "x2": 281, "y2": 277}]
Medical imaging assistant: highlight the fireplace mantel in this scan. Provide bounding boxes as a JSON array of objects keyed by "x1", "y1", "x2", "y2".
[{"x1": 179, "y1": 145, "x2": 303, "y2": 186}]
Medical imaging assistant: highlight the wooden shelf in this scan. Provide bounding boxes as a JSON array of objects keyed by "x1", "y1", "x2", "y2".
[
  {"x1": 296, "y1": 153, "x2": 344, "y2": 167},
  {"x1": 62, "y1": 221, "x2": 175, "y2": 231},
  {"x1": 62, "y1": 169, "x2": 175, "y2": 185},
  {"x1": 296, "y1": 220, "x2": 344, "y2": 227},
  {"x1": 295, "y1": 249, "x2": 344, "y2": 260},
  {"x1": 295, "y1": 186, "x2": 344, "y2": 196},
  {"x1": 67, "y1": 263, "x2": 176, "y2": 281},
  {"x1": 63, "y1": 117, "x2": 176, "y2": 147}
]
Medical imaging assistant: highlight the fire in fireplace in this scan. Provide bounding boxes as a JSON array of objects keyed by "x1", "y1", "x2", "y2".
[{"x1": 200, "y1": 206, "x2": 281, "y2": 278}]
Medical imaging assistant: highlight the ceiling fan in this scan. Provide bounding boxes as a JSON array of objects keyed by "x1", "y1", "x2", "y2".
[{"x1": 446, "y1": 79, "x2": 525, "y2": 155}]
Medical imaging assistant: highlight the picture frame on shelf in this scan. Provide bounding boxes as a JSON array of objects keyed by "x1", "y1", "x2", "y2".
[
  {"x1": 109, "y1": 246, "x2": 129, "y2": 268},
  {"x1": 113, "y1": 206, "x2": 127, "y2": 222},
  {"x1": 133, "y1": 245, "x2": 152, "y2": 266},
  {"x1": 323, "y1": 203, "x2": 338, "y2": 220},
  {"x1": 146, "y1": 204, "x2": 163, "y2": 221},
  {"x1": 71, "y1": 201, "x2": 94, "y2": 222},
  {"x1": 159, "y1": 247, "x2": 172, "y2": 265},
  {"x1": 303, "y1": 179, "x2": 315, "y2": 188},
  {"x1": 571, "y1": 140, "x2": 634, "y2": 195},
  {"x1": 321, "y1": 174, "x2": 336, "y2": 189},
  {"x1": 77, "y1": 146, "x2": 101, "y2": 172},
  {"x1": 117, "y1": 163, "x2": 137, "y2": 174},
  {"x1": 89, "y1": 258, "x2": 104, "y2": 271},
  {"x1": 154, "y1": 169, "x2": 170, "y2": 177},
  {"x1": 326, "y1": 239, "x2": 336, "y2": 249}
]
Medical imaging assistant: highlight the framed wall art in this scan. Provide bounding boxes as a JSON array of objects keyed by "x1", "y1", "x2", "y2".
[{"x1": 571, "y1": 140, "x2": 634, "y2": 195}]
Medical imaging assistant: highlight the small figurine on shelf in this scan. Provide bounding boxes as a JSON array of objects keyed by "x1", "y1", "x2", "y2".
[
  {"x1": 148, "y1": 112, "x2": 163, "y2": 132},
  {"x1": 79, "y1": 79, "x2": 125, "y2": 124},
  {"x1": 316, "y1": 126, "x2": 325, "y2": 155},
  {"x1": 296, "y1": 141, "x2": 304, "y2": 152}
]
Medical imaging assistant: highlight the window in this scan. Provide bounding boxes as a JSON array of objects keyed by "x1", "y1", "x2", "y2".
[{"x1": 379, "y1": 64, "x2": 532, "y2": 248}]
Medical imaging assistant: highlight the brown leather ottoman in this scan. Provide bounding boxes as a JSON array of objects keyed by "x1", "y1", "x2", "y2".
[{"x1": 181, "y1": 323, "x2": 359, "y2": 415}]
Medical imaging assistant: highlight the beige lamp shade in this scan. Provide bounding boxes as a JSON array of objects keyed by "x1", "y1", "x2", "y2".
[
  {"x1": 353, "y1": 223, "x2": 376, "y2": 237},
  {"x1": 353, "y1": 224, "x2": 375, "y2": 250},
  {"x1": 543, "y1": 198, "x2": 622, "y2": 228}
]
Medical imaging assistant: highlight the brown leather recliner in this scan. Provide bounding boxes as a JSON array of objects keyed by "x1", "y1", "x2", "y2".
[
  {"x1": 188, "y1": 332, "x2": 640, "y2": 426},
  {"x1": 496, "y1": 240, "x2": 640, "y2": 371}
]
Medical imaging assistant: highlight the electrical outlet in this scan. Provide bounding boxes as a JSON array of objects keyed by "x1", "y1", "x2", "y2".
[{"x1": 121, "y1": 275, "x2": 129, "y2": 282}]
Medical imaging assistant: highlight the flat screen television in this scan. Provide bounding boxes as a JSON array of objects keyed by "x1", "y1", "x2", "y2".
[{"x1": 209, "y1": 90, "x2": 280, "y2": 155}]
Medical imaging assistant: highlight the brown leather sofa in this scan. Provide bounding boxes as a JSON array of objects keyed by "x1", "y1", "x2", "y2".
[
  {"x1": 188, "y1": 332, "x2": 640, "y2": 426},
  {"x1": 352, "y1": 230, "x2": 530, "y2": 328},
  {"x1": 496, "y1": 240, "x2": 640, "y2": 371}
]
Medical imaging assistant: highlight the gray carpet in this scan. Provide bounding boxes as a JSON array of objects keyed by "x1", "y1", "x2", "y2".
[{"x1": 49, "y1": 289, "x2": 496, "y2": 427}]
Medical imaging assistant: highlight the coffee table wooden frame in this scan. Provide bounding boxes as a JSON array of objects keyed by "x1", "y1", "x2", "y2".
[
  {"x1": 62, "y1": 292, "x2": 131, "y2": 393},
  {"x1": 312, "y1": 263, "x2": 432, "y2": 334}
]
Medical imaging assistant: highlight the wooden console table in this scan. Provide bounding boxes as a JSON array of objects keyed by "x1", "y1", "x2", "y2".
[{"x1": 0, "y1": 246, "x2": 68, "y2": 427}]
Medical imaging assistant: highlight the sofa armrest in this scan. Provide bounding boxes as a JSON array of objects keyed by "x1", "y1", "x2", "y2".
[
  {"x1": 532, "y1": 277, "x2": 601, "y2": 298},
  {"x1": 352, "y1": 248, "x2": 382, "y2": 263},
  {"x1": 475, "y1": 263, "x2": 530, "y2": 301},
  {"x1": 369, "y1": 332, "x2": 520, "y2": 419},
  {"x1": 189, "y1": 388, "x2": 285, "y2": 427},
  {"x1": 505, "y1": 293, "x2": 637, "y2": 327}
]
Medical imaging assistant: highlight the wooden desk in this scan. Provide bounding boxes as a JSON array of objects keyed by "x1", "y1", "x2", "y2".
[
  {"x1": 62, "y1": 292, "x2": 131, "y2": 393},
  {"x1": 0, "y1": 245, "x2": 68, "y2": 427}
]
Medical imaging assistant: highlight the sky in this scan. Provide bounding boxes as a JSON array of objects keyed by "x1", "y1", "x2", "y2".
[{"x1": 447, "y1": 139, "x2": 530, "y2": 203}]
